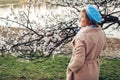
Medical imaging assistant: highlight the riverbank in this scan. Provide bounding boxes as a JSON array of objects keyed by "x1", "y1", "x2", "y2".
[
  {"x1": 0, "y1": 0, "x2": 28, "y2": 8},
  {"x1": 0, "y1": 26, "x2": 120, "y2": 58},
  {"x1": 100, "y1": 37, "x2": 120, "y2": 58},
  {"x1": 0, "y1": 0, "x2": 44, "y2": 8}
]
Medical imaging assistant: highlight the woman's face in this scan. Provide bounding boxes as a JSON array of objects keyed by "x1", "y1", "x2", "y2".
[{"x1": 79, "y1": 10, "x2": 90, "y2": 27}]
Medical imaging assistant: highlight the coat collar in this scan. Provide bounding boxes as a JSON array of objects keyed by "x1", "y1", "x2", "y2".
[{"x1": 79, "y1": 25, "x2": 102, "y2": 33}]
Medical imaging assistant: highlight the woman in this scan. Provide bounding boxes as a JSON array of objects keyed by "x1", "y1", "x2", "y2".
[{"x1": 66, "y1": 4, "x2": 107, "y2": 80}]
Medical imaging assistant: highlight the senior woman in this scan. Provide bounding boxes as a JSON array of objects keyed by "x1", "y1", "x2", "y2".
[{"x1": 66, "y1": 4, "x2": 107, "y2": 80}]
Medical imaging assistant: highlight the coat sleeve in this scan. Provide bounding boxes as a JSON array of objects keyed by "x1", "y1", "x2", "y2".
[{"x1": 68, "y1": 37, "x2": 85, "y2": 73}]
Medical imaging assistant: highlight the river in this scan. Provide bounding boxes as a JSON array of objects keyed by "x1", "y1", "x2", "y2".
[{"x1": 0, "y1": 4, "x2": 120, "y2": 38}]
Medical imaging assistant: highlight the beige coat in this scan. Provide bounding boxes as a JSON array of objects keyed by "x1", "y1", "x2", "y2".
[{"x1": 66, "y1": 26, "x2": 107, "y2": 80}]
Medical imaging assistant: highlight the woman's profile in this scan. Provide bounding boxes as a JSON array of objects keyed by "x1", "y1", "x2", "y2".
[{"x1": 66, "y1": 4, "x2": 107, "y2": 80}]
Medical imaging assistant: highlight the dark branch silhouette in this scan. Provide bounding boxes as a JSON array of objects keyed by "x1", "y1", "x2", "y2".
[{"x1": 0, "y1": 0, "x2": 119, "y2": 59}]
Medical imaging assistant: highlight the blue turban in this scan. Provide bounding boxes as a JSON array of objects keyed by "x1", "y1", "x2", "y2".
[{"x1": 86, "y1": 4, "x2": 102, "y2": 23}]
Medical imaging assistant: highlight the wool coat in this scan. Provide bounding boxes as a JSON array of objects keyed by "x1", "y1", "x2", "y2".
[{"x1": 66, "y1": 26, "x2": 107, "y2": 80}]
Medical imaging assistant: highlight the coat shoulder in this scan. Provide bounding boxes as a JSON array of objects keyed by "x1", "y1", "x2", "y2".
[{"x1": 76, "y1": 31, "x2": 86, "y2": 40}]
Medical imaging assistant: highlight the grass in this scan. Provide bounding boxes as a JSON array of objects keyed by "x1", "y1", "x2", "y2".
[
  {"x1": 0, "y1": 54, "x2": 120, "y2": 80},
  {"x1": 100, "y1": 58, "x2": 120, "y2": 80}
]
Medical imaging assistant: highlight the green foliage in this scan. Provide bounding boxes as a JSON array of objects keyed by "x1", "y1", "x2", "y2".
[{"x1": 0, "y1": 55, "x2": 120, "y2": 80}]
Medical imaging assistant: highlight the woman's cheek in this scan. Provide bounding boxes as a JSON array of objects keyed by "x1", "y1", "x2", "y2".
[{"x1": 81, "y1": 20, "x2": 85, "y2": 27}]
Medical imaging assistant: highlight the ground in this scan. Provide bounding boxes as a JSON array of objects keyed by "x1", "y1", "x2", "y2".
[
  {"x1": 100, "y1": 37, "x2": 120, "y2": 58},
  {"x1": 0, "y1": 54, "x2": 120, "y2": 80}
]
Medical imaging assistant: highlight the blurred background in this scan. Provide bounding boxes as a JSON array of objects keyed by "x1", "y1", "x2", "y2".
[{"x1": 0, "y1": 0, "x2": 120, "y2": 80}]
